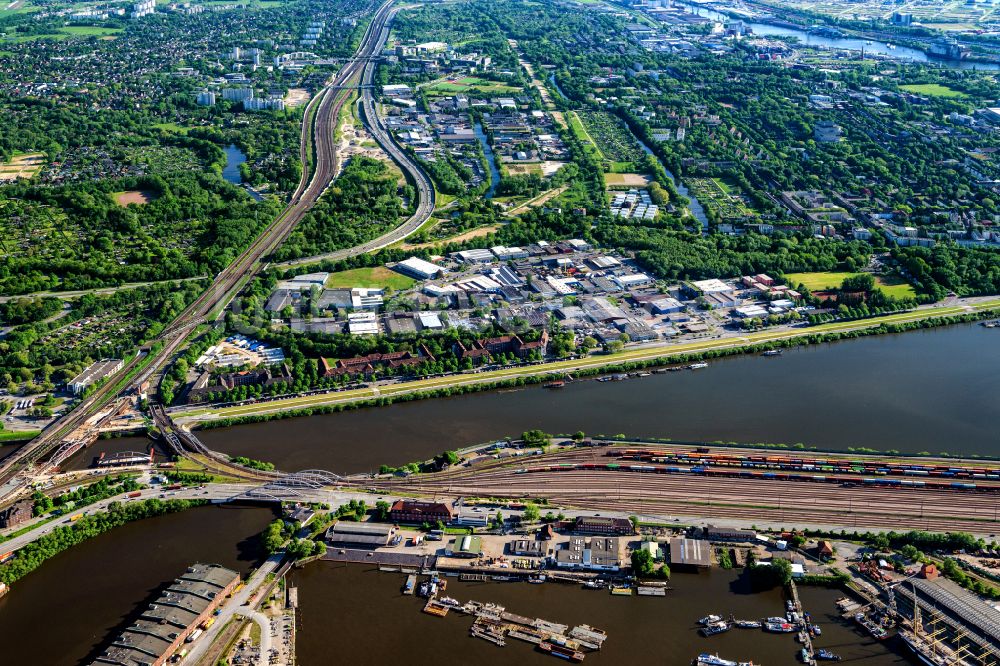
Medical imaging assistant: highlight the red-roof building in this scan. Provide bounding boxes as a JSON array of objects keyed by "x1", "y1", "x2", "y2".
[
  {"x1": 454, "y1": 330, "x2": 548, "y2": 365},
  {"x1": 389, "y1": 500, "x2": 454, "y2": 524},
  {"x1": 321, "y1": 346, "x2": 435, "y2": 380}
]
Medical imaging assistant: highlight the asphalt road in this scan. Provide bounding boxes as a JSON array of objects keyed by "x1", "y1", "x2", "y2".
[{"x1": 271, "y1": 12, "x2": 436, "y2": 270}]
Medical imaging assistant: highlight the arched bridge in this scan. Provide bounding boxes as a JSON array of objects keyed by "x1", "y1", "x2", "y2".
[{"x1": 241, "y1": 470, "x2": 345, "y2": 500}]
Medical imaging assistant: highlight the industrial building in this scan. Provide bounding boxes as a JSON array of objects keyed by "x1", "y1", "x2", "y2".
[
  {"x1": 92, "y1": 563, "x2": 239, "y2": 666},
  {"x1": 510, "y1": 538, "x2": 547, "y2": 557},
  {"x1": 326, "y1": 521, "x2": 394, "y2": 548},
  {"x1": 394, "y1": 256, "x2": 444, "y2": 280},
  {"x1": 703, "y1": 525, "x2": 757, "y2": 542},
  {"x1": 0, "y1": 499, "x2": 32, "y2": 529},
  {"x1": 553, "y1": 536, "x2": 622, "y2": 571},
  {"x1": 669, "y1": 537, "x2": 712, "y2": 569}
]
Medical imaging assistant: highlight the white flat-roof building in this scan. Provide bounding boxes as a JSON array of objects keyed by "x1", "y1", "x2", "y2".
[
  {"x1": 417, "y1": 312, "x2": 443, "y2": 330},
  {"x1": 689, "y1": 278, "x2": 734, "y2": 295},
  {"x1": 491, "y1": 246, "x2": 528, "y2": 260},
  {"x1": 347, "y1": 312, "x2": 379, "y2": 336},
  {"x1": 278, "y1": 272, "x2": 329, "y2": 290},
  {"x1": 734, "y1": 305, "x2": 769, "y2": 319},
  {"x1": 395, "y1": 256, "x2": 442, "y2": 280},
  {"x1": 613, "y1": 273, "x2": 653, "y2": 289},
  {"x1": 68, "y1": 359, "x2": 124, "y2": 395},
  {"x1": 382, "y1": 83, "x2": 412, "y2": 97},
  {"x1": 452, "y1": 248, "x2": 495, "y2": 263},
  {"x1": 350, "y1": 288, "x2": 384, "y2": 310}
]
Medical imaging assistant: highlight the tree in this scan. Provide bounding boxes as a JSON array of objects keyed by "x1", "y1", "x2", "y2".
[
  {"x1": 521, "y1": 430, "x2": 552, "y2": 447},
  {"x1": 375, "y1": 500, "x2": 391, "y2": 521},
  {"x1": 631, "y1": 548, "x2": 655, "y2": 577},
  {"x1": 523, "y1": 503, "x2": 540, "y2": 522},
  {"x1": 871, "y1": 533, "x2": 890, "y2": 551},
  {"x1": 750, "y1": 557, "x2": 793, "y2": 588}
]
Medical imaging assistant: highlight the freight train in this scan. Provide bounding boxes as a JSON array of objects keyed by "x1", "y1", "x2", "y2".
[
  {"x1": 513, "y1": 462, "x2": 987, "y2": 492},
  {"x1": 609, "y1": 449, "x2": 1000, "y2": 480}
]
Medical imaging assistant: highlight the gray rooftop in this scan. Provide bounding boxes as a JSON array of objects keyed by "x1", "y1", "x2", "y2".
[{"x1": 92, "y1": 563, "x2": 239, "y2": 666}]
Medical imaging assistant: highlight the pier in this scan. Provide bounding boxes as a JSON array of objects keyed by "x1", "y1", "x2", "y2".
[
  {"x1": 788, "y1": 581, "x2": 817, "y2": 665},
  {"x1": 411, "y1": 582, "x2": 607, "y2": 658}
]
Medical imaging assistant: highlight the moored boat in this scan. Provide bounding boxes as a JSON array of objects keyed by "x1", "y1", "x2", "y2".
[
  {"x1": 700, "y1": 622, "x2": 731, "y2": 637},
  {"x1": 539, "y1": 640, "x2": 585, "y2": 662}
]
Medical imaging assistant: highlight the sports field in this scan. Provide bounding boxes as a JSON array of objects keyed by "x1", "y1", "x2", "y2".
[{"x1": 785, "y1": 271, "x2": 917, "y2": 299}]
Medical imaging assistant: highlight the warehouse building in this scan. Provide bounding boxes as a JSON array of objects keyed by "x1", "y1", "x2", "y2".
[
  {"x1": 394, "y1": 256, "x2": 444, "y2": 280},
  {"x1": 670, "y1": 537, "x2": 712, "y2": 570},
  {"x1": 93, "y1": 563, "x2": 239, "y2": 666},
  {"x1": 326, "y1": 521, "x2": 394, "y2": 549}
]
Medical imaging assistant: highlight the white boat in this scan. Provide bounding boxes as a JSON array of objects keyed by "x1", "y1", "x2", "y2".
[
  {"x1": 698, "y1": 614, "x2": 724, "y2": 626},
  {"x1": 696, "y1": 654, "x2": 738, "y2": 666},
  {"x1": 688, "y1": 363, "x2": 709, "y2": 370},
  {"x1": 701, "y1": 622, "x2": 731, "y2": 637},
  {"x1": 735, "y1": 620, "x2": 761, "y2": 629}
]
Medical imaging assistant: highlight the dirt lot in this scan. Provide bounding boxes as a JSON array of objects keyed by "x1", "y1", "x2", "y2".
[
  {"x1": 112, "y1": 190, "x2": 157, "y2": 206},
  {"x1": 401, "y1": 224, "x2": 502, "y2": 250},
  {"x1": 284, "y1": 88, "x2": 310, "y2": 108},
  {"x1": 0, "y1": 153, "x2": 45, "y2": 182},
  {"x1": 605, "y1": 173, "x2": 651, "y2": 187}
]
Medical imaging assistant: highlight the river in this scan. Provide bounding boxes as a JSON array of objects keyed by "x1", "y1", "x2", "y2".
[
  {"x1": 475, "y1": 122, "x2": 501, "y2": 199},
  {"x1": 0, "y1": 503, "x2": 276, "y2": 665},
  {"x1": 189, "y1": 323, "x2": 1000, "y2": 475},
  {"x1": 222, "y1": 144, "x2": 247, "y2": 185},
  {"x1": 292, "y1": 563, "x2": 904, "y2": 665},
  {"x1": 676, "y1": 1, "x2": 1000, "y2": 71},
  {"x1": 635, "y1": 135, "x2": 710, "y2": 230}
]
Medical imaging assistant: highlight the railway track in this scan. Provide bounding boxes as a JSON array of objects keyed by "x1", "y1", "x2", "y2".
[
  {"x1": 0, "y1": 0, "x2": 406, "y2": 496},
  {"x1": 377, "y1": 444, "x2": 1000, "y2": 534}
]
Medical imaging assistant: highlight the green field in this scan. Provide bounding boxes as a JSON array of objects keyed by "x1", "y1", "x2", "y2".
[
  {"x1": 153, "y1": 122, "x2": 194, "y2": 134},
  {"x1": 424, "y1": 76, "x2": 520, "y2": 96},
  {"x1": 899, "y1": 83, "x2": 967, "y2": 99},
  {"x1": 59, "y1": 26, "x2": 123, "y2": 36},
  {"x1": 324, "y1": 266, "x2": 416, "y2": 292},
  {"x1": 786, "y1": 271, "x2": 917, "y2": 299},
  {"x1": 566, "y1": 111, "x2": 604, "y2": 160}
]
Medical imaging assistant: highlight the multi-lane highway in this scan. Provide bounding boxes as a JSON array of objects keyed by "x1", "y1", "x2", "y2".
[
  {"x1": 0, "y1": 0, "x2": 434, "y2": 497},
  {"x1": 272, "y1": 9, "x2": 436, "y2": 270}
]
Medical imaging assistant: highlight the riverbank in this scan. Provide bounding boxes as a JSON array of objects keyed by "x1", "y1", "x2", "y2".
[
  {"x1": 0, "y1": 498, "x2": 208, "y2": 585},
  {"x1": 177, "y1": 299, "x2": 1000, "y2": 429}
]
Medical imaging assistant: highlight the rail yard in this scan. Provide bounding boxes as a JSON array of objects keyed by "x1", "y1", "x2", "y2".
[{"x1": 380, "y1": 441, "x2": 1000, "y2": 535}]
